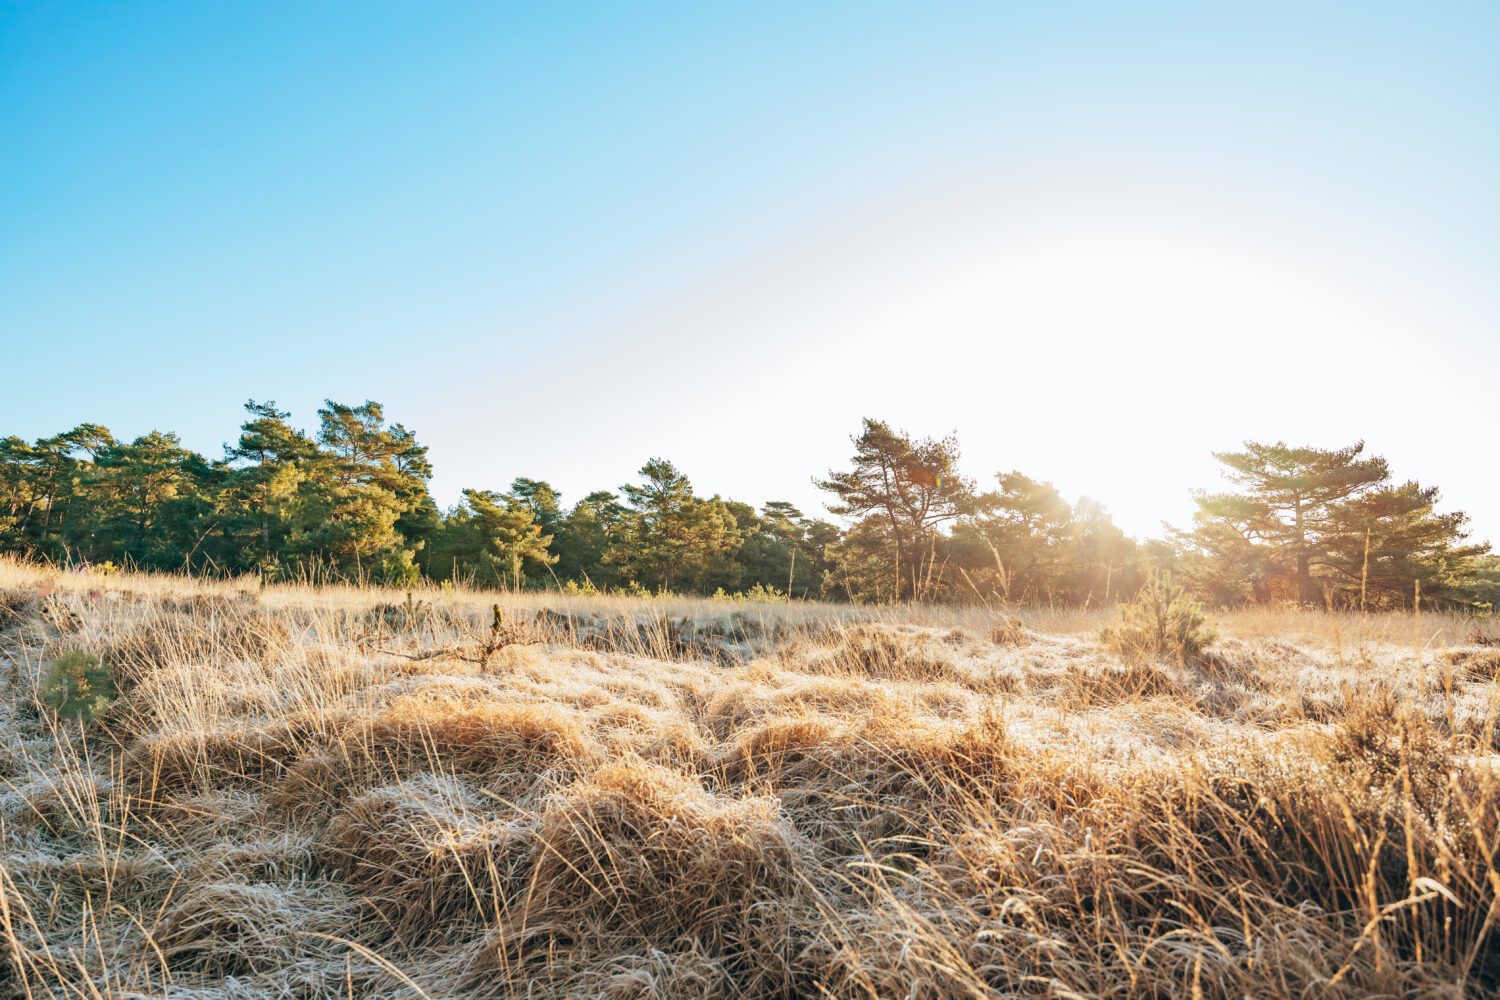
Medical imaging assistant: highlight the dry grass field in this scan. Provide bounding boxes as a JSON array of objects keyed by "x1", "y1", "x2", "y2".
[{"x1": 0, "y1": 556, "x2": 1497, "y2": 998}]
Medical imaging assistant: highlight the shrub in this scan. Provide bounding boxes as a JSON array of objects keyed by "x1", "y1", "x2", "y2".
[
  {"x1": 1102, "y1": 574, "x2": 1216, "y2": 663},
  {"x1": 38, "y1": 649, "x2": 118, "y2": 721},
  {"x1": 710, "y1": 583, "x2": 787, "y2": 603}
]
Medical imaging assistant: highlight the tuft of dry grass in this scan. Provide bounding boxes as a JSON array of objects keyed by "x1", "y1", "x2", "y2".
[{"x1": 0, "y1": 554, "x2": 1496, "y2": 997}]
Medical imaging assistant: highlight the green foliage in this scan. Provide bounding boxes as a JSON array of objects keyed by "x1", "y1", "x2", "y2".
[
  {"x1": 1102, "y1": 575, "x2": 1216, "y2": 663},
  {"x1": 710, "y1": 583, "x2": 787, "y2": 603},
  {"x1": 949, "y1": 474, "x2": 1144, "y2": 606},
  {"x1": 553, "y1": 490, "x2": 625, "y2": 589},
  {"x1": 430, "y1": 488, "x2": 556, "y2": 589},
  {"x1": 39, "y1": 649, "x2": 117, "y2": 721},
  {"x1": 731, "y1": 501, "x2": 835, "y2": 599},
  {"x1": 608, "y1": 460, "x2": 739, "y2": 593},
  {"x1": 1181, "y1": 440, "x2": 1488, "y2": 608},
  {"x1": 1321, "y1": 481, "x2": 1488, "y2": 609},
  {"x1": 1, "y1": 407, "x2": 1491, "y2": 608},
  {"x1": 1187, "y1": 441, "x2": 1388, "y2": 604},
  {"x1": 817, "y1": 418, "x2": 976, "y2": 601},
  {"x1": 507, "y1": 478, "x2": 564, "y2": 538},
  {"x1": 826, "y1": 517, "x2": 903, "y2": 603}
]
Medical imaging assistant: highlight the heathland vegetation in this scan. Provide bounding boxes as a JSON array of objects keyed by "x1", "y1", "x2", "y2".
[
  {"x1": 0, "y1": 409, "x2": 1496, "y2": 996},
  {"x1": 2, "y1": 407, "x2": 1496, "y2": 994},
  {"x1": 3, "y1": 403, "x2": 1496, "y2": 609},
  {"x1": 0, "y1": 559, "x2": 1497, "y2": 996}
]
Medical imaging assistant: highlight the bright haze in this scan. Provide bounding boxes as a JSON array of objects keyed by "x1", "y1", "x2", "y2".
[{"x1": 2, "y1": 3, "x2": 1495, "y2": 544}]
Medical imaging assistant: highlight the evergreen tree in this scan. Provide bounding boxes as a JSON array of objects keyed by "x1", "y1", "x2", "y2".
[
  {"x1": 817, "y1": 418, "x2": 975, "y2": 600},
  {"x1": 1191, "y1": 441, "x2": 1388, "y2": 603},
  {"x1": 0, "y1": 425, "x2": 115, "y2": 559},
  {"x1": 799, "y1": 518, "x2": 843, "y2": 598},
  {"x1": 3, "y1": 406, "x2": 1492, "y2": 608},
  {"x1": 1171, "y1": 493, "x2": 1276, "y2": 605},
  {"x1": 554, "y1": 490, "x2": 626, "y2": 588},
  {"x1": 0, "y1": 436, "x2": 47, "y2": 551},
  {"x1": 612, "y1": 459, "x2": 738, "y2": 592},
  {"x1": 951, "y1": 476, "x2": 1142, "y2": 606},
  {"x1": 281, "y1": 400, "x2": 438, "y2": 582},
  {"x1": 1320, "y1": 480, "x2": 1488, "y2": 608},
  {"x1": 86, "y1": 432, "x2": 220, "y2": 569},
  {"x1": 506, "y1": 478, "x2": 564, "y2": 539},
  {"x1": 1061, "y1": 498, "x2": 1144, "y2": 604},
  {"x1": 432, "y1": 488, "x2": 556, "y2": 588},
  {"x1": 1464, "y1": 555, "x2": 1500, "y2": 611},
  {"x1": 730, "y1": 501, "x2": 829, "y2": 597},
  {"x1": 826, "y1": 517, "x2": 904, "y2": 603},
  {"x1": 223, "y1": 401, "x2": 317, "y2": 573},
  {"x1": 284, "y1": 479, "x2": 411, "y2": 582},
  {"x1": 952, "y1": 472, "x2": 1074, "y2": 603}
]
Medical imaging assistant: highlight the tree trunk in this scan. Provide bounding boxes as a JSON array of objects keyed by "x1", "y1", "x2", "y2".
[{"x1": 1294, "y1": 499, "x2": 1311, "y2": 603}]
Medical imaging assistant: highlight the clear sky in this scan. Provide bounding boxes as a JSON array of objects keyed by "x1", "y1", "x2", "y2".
[{"x1": 2, "y1": 2, "x2": 1496, "y2": 544}]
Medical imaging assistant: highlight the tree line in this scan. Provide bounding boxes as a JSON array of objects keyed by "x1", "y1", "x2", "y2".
[{"x1": 1, "y1": 402, "x2": 1494, "y2": 609}]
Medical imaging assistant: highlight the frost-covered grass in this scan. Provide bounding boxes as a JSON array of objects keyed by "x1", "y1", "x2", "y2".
[{"x1": 0, "y1": 556, "x2": 1496, "y2": 997}]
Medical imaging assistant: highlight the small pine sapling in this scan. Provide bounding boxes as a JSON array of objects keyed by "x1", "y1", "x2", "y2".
[
  {"x1": 39, "y1": 649, "x2": 118, "y2": 721},
  {"x1": 1103, "y1": 574, "x2": 1216, "y2": 663}
]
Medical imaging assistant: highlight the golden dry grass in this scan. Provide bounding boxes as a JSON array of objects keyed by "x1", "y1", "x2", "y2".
[{"x1": 0, "y1": 555, "x2": 1496, "y2": 998}]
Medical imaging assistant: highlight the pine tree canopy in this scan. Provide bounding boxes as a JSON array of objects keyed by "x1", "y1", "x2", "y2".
[{"x1": 0, "y1": 411, "x2": 1491, "y2": 608}]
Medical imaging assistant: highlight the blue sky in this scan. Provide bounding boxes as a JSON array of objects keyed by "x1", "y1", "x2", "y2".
[{"x1": 2, "y1": 2, "x2": 1497, "y2": 542}]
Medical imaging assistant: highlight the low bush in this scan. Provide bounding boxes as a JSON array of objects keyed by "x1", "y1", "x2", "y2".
[
  {"x1": 38, "y1": 649, "x2": 117, "y2": 721},
  {"x1": 1102, "y1": 574, "x2": 1216, "y2": 663}
]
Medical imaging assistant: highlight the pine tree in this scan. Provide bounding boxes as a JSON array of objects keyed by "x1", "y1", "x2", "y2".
[
  {"x1": 816, "y1": 419, "x2": 974, "y2": 600},
  {"x1": 1192, "y1": 441, "x2": 1388, "y2": 603},
  {"x1": 280, "y1": 400, "x2": 438, "y2": 582},
  {"x1": 730, "y1": 501, "x2": 831, "y2": 597},
  {"x1": 506, "y1": 478, "x2": 564, "y2": 539},
  {"x1": 950, "y1": 476, "x2": 1142, "y2": 606},
  {"x1": 554, "y1": 490, "x2": 625, "y2": 588},
  {"x1": 432, "y1": 489, "x2": 556, "y2": 588},
  {"x1": 223, "y1": 401, "x2": 317, "y2": 573},
  {"x1": 88, "y1": 431, "x2": 219, "y2": 569},
  {"x1": 826, "y1": 517, "x2": 904, "y2": 603},
  {"x1": 1321, "y1": 481, "x2": 1489, "y2": 608},
  {"x1": 952, "y1": 472, "x2": 1073, "y2": 603},
  {"x1": 612, "y1": 459, "x2": 738, "y2": 593},
  {"x1": 0, "y1": 425, "x2": 115, "y2": 558}
]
